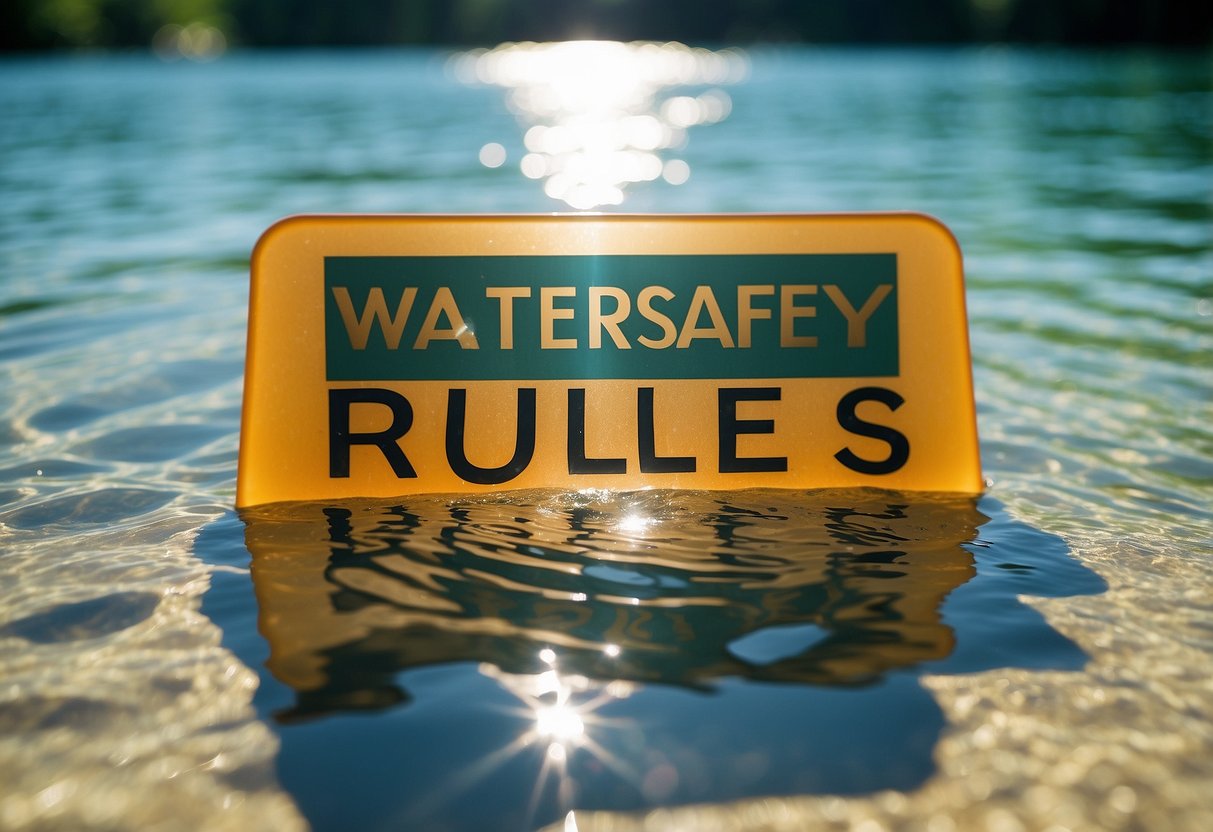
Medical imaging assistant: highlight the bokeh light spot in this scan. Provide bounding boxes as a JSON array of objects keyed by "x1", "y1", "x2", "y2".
[
  {"x1": 479, "y1": 142, "x2": 507, "y2": 168},
  {"x1": 662, "y1": 159, "x2": 690, "y2": 185}
]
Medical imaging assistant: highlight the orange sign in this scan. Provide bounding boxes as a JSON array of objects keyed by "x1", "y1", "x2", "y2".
[{"x1": 236, "y1": 214, "x2": 980, "y2": 507}]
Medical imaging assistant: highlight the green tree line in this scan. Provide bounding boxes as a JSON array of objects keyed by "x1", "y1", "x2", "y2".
[{"x1": 3, "y1": 0, "x2": 1208, "y2": 51}]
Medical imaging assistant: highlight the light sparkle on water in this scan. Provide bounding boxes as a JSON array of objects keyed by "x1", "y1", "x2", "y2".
[{"x1": 453, "y1": 41, "x2": 747, "y2": 209}]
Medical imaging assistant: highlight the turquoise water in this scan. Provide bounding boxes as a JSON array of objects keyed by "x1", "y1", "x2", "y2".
[{"x1": 1, "y1": 47, "x2": 1211, "y2": 831}]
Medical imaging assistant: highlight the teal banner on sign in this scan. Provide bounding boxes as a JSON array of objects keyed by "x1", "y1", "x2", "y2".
[{"x1": 324, "y1": 254, "x2": 898, "y2": 381}]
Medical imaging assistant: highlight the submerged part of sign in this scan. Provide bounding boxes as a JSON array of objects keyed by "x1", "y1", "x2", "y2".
[{"x1": 236, "y1": 214, "x2": 980, "y2": 507}]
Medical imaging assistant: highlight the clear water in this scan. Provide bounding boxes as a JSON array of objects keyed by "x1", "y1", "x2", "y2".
[
  {"x1": 209, "y1": 490, "x2": 1103, "y2": 830},
  {"x1": 1, "y1": 48, "x2": 1210, "y2": 831}
]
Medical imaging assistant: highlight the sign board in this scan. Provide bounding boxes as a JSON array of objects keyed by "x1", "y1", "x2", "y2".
[{"x1": 236, "y1": 214, "x2": 981, "y2": 507}]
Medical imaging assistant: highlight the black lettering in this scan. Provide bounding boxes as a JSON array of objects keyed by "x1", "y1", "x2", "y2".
[
  {"x1": 834, "y1": 386, "x2": 910, "y2": 475},
  {"x1": 568, "y1": 388, "x2": 627, "y2": 474},
  {"x1": 718, "y1": 387, "x2": 787, "y2": 473},
  {"x1": 328, "y1": 388, "x2": 416, "y2": 478},
  {"x1": 446, "y1": 388, "x2": 536, "y2": 485},
  {"x1": 638, "y1": 387, "x2": 696, "y2": 473}
]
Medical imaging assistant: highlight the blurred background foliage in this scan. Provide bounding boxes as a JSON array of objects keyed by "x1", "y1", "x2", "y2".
[{"x1": 2, "y1": 0, "x2": 1209, "y2": 50}]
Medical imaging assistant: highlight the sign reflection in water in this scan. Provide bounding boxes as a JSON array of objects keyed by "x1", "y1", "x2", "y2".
[
  {"x1": 239, "y1": 489, "x2": 1103, "y2": 830},
  {"x1": 452, "y1": 42, "x2": 747, "y2": 209}
]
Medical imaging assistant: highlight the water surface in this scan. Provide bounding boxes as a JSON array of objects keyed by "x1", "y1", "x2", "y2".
[
  {"x1": 0, "y1": 47, "x2": 1210, "y2": 831},
  {"x1": 207, "y1": 489, "x2": 1102, "y2": 830}
]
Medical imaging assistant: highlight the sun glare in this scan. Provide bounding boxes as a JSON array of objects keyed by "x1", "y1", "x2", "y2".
[
  {"x1": 458, "y1": 651, "x2": 645, "y2": 822},
  {"x1": 453, "y1": 41, "x2": 748, "y2": 209},
  {"x1": 536, "y1": 703, "x2": 586, "y2": 742}
]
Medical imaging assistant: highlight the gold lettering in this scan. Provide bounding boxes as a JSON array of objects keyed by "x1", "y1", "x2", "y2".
[
  {"x1": 541, "y1": 287, "x2": 577, "y2": 349},
  {"x1": 677, "y1": 285, "x2": 735, "y2": 349},
  {"x1": 485, "y1": 286, "x2": 531, "y2": 350},
  {"x1": 737, "y1": 285, "x2": 774, "y2": 348},
  {"x1": 780, "y1": 284, "x2": 818, "y2": 348},
  {"x1": 637, "y1": 286, "x2": 677, "y2": 349},
  {"x1": 589, "y1": 287, "x2": 631, "y2": 349},
  {"x1": 824, "y1": 284, "x2": 893, "y2": 348},
  {"x1": 413, "y1": 287, "x2": 479, "y2": 350},
  {"x1": 331, "y1": 286, "x2": 416, "y2": 350}
]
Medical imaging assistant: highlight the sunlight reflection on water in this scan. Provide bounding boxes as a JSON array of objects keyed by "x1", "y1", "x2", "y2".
[{"x1": 452, "y1": 41, "x2": 747, "y2": 208}]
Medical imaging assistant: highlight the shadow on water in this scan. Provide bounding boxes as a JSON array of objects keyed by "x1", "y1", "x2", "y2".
[{"x1": 198, "y1": 489, "x2": 1104, "y2": 831}]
